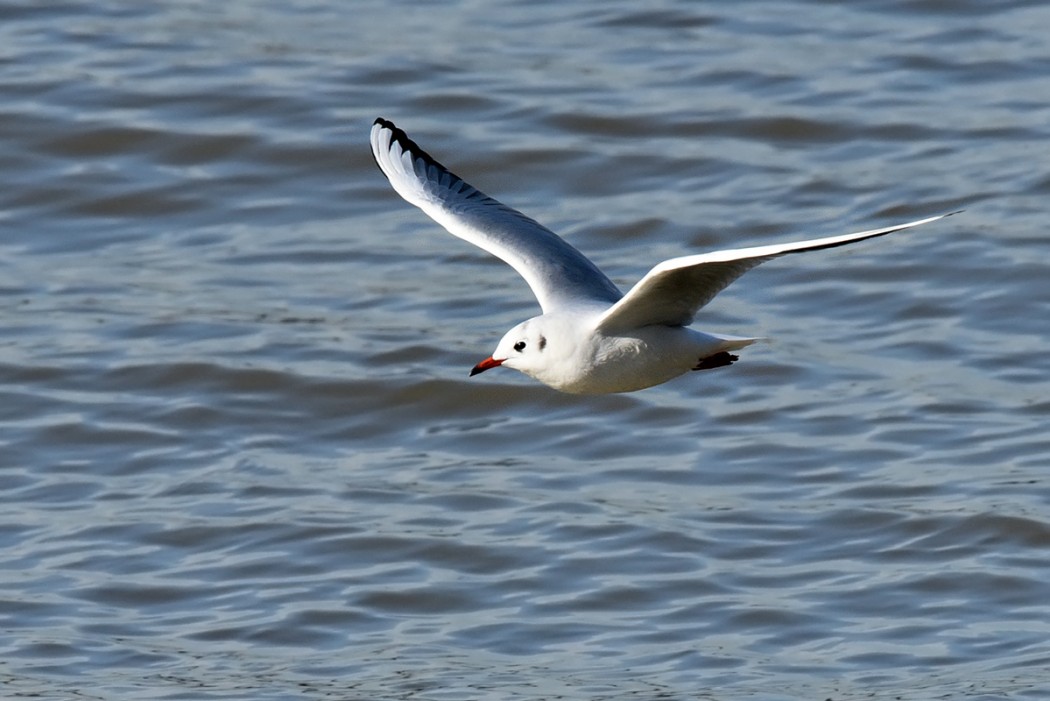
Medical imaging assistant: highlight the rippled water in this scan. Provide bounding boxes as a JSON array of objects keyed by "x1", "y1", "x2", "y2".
[{"x1": 2, "y1": 1, "x2": 1049, "y2": 699}]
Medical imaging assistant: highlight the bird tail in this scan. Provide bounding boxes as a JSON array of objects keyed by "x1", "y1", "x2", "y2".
[{"x1": 710, "y1": 331, "x2": 761, "y2": 351}]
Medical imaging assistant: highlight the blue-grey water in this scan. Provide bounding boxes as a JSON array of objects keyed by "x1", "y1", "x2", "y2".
[{"x1": 2, "y1": 1, "x2": 1048, "y2": 699}]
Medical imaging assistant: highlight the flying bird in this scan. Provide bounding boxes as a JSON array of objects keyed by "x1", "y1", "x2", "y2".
[{"x1": 370, "y1": 117, "x2": 956, "y2": 394}]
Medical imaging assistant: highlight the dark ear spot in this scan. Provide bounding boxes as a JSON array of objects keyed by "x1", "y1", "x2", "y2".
[{"x1": 538, "y1": 335, "x2": 547, "y2": 351}]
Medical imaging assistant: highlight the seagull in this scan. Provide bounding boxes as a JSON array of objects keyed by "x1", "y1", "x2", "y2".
[{"x1": 369, "y1": 117, "x2": 957, "y2": 394}]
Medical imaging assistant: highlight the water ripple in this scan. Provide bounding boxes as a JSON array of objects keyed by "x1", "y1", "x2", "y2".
[{"x1": 1, "y1": 1, "x2": 1048, "y2": 699}]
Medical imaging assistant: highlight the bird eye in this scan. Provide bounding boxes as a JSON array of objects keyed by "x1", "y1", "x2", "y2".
[{"x1": 513, "y1": 341, "x2": 526, "y2": 352}]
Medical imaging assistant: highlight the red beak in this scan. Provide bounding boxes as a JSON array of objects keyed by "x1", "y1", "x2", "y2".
[{"x1": 470, "y1": 356, "x2": 503, "y2": 376}]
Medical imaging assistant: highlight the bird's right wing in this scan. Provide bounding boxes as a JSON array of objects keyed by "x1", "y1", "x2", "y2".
[
  {"x1": 370, "y1": 118, "x2": 622, "y2": 313},
  {"x1": 596, "y1": 212, "x2": 960, "y2": 333}
]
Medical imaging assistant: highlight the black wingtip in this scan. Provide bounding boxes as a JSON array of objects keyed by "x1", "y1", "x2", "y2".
[
  {"x1": 371, "y1": 117, "x2": 473, "y2": 196},
  {"x1": 372, "y1": 117, "x2": 418, "y2": 155},
  {"x1": 371, "y1": 118, "x2": 436, "y2": 166},
  {"x1": 373, "y1": 118, "x2": 411, "y2": 152}
]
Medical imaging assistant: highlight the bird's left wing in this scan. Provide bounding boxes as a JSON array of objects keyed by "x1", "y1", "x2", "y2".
[
  {"x1": 595, "y1": 212, "x2": 959, "y2": 333},
  {"x1": 370, "y1": 118, "x2": 622, "y2": 313}
]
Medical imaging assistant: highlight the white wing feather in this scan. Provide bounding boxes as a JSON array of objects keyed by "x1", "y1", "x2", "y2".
[
  {"x1": 596, "y1": 212, "x2": 959, "y2": 333},
  {"x1": 370, "y1": 118, "x2": 621, "y2": 313},
  {"x1": 372, "y1": 119, "x2": 958, "y2": 334}
]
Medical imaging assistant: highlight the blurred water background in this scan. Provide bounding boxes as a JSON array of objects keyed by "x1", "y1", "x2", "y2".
[{"x1": 1, "y1": 1, "x2": 1048, "y2": 699}]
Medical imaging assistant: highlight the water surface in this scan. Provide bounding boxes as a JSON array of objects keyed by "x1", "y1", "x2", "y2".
[{"x1": 2, "y1": 1, "x2": 1049, "y2": 699}]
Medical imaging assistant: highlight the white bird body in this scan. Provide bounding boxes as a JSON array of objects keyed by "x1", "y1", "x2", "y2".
[
  {"x1": 369, "y1": 118, "x2": 957, "y2": 394},
  {"x1": 492, "y1": 309, "x2": 753, "y2": 394}
]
